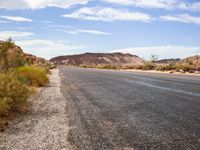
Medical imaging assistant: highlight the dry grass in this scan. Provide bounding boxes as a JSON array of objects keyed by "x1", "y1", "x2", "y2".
[
  {"x1": 16, "y1": 66, "x2": 49, "y2": 87},
  {"x1": 0, "y1": 73, "x2": 31, "y2": 116}
]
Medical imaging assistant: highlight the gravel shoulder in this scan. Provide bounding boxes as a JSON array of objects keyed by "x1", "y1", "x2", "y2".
[{"x1": 0, "y1": 69, "x2": 69, "y2": 150}]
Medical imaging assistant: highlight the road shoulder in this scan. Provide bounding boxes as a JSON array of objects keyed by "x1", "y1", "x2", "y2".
[{"x1": 0, "y1": 69, "x2": 69, "y2": 150}]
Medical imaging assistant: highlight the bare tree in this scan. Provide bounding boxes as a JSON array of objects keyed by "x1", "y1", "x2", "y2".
[
  {"x1": 7, "y1": 37, "x2": 13, "y2": 42},
  {"x1": 150, "y1": 54, "x2": 159, "y2": 62}
]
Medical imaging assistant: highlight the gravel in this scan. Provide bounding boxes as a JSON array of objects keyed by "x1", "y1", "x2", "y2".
[{"x1": 0, "y1": 69, "x2": 70, "y2": 150}]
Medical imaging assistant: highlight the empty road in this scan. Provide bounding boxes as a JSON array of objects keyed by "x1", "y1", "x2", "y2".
[{"x1": 59, "y1": 66, "x2": 200, "y2": 150}]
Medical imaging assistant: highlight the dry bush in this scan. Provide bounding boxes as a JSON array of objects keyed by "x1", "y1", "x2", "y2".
[
  {"x1": 96, "y1": 64, "x2": 118, "y2": 70},
  {"x1": 141, "y1": 62, "x2": 157, "y2": 70},
  {"x1": 0, "y1": 73, "x2": 31, "y2": 116},
  {"x1": 16, "y1": 66, "x2": 49, "y2": 87},
  {"x1": 155, "y1": 64, "x2": 176, "y2": 71}
]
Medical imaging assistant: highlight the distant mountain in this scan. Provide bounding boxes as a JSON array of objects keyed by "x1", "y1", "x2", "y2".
[
  {"x1": 50, "y1": 52, "x2": 145, "y2": 66},
  {"x1": 156, "y1": 55, "x2": 200, "y2": 66},
  {"x1": 156, "y1": 58, "x2": 180, "y2": 64},
  {"x1": 0, "y1": 41, "x2": 50, "y2": 69},
  {"x1": 179, "y1": 55, "x2": 200, "y2": 66}
]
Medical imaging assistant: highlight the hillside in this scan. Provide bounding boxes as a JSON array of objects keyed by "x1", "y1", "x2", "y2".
[
  {"x1": 156, "y1": 58, "x2": 180, "y2": 64},
  {"x1": 179, "y1": 55, "x2": 200, "y2": 66},
  {"x1": 50, "y1": 52, "x2": 145, "y2": 67},
  {"x1": 0, "y1": 40, "x2": 50, "y2": 69},
  {"x1": 156, "y1": 56, "x2": 200, "y2": 66}
]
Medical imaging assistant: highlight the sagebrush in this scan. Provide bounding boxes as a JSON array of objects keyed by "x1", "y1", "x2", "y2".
[
  {"x1": 16, "y1": 66, "x2": 49, "y2": 87},
  {"x1": 0, "y1": 73, "x2": 31, "y2": 115}
]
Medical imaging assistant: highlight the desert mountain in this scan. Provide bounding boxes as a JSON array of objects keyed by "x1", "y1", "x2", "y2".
[
  {"x1": 156, "y1": 58, "x2": 180, "y2": 64},
  {"x1": 156, "y1": 55, "x2": 200, "y2": 66},
  {"x1": 50, "y1": 52, "x2": 145, "y2": 66},
  {"x1": 179, "y1": 55, "x2": 200, "y2": 66}
]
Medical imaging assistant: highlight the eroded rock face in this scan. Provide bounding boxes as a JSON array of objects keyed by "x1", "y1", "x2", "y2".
[
  {"x1": 50, "y1": 52, "x2": 145, "y2": 66},
  {"x1": 0, "y1": 41, "x2": 50, "y2": 68}
]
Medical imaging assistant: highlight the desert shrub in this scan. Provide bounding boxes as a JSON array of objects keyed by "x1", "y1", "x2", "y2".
[
  {"x1": 96, "y1": 64, "x2": 118, "y2": 70},
  {"x1": 121, "y1": 65, "x2": 136, "y2": 70},
  {"x1": 175, "y1": 64, "x2": 194, "y2": 72},
  {"x1": 196, "y1": 65, "x2": 200, "y2": 71},
  {"x1": 141, "y1": 62, "x2": 157, "y2": 70},
  {"x1": 80, "y1": 65, "x2": 90, "y2": 68},
  {"x1": 0, "y1": 41, "x2": 15, "y2": 72},
  {"x1": 0, "y1": 73, "x2": 31, "y2": 115},
  {"x1": 10, "y1": 52, "x2": 26, "y2": 68},
  {"x1": 16, "y1": 66, "x2": 49, "y2": 87},
  {"x1": 156, "y1": 64, "x2": 176, "y2": 71}
]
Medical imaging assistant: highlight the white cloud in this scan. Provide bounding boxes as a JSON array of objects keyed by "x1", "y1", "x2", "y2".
[
  {"x1": 64, "y1": 29, "x2": 111, "y2": 35},
  {"x1": 16, "y1": 39, "x2": 89, "y2": 59},
  {"x1": 103, "y1": 0, "x2": 200, "y2": 12},
  {"x1": 104, "y1": 0, "x2": 176, "y2": 9},
  {"x1": 62, "y1": 7, "x2": 152, "y2": 22},
  {"x1": 161, "y1": 14, "x2": 200, "y2": 26},
  {"x1": 111, "y1": 45, "x2": 200, "y2": 59},
  {"x1": 76, "y1": 29, "x2": 111, "y2": 35},
  {"x1": 0, "y1": 16, "x2": 32, "y2": 22},
  {"x1": 0, "y1": 0, "x2": 90, "y2": 9},
  {"x1": 0, "y1": 31, "x2": 34, "y2": 40},
  {"x1": 0, "y1": 20, "x2": 9, "y2": 23},
  {"x1": 178, "y1": 2, "x2": 200, "y2": 12}
]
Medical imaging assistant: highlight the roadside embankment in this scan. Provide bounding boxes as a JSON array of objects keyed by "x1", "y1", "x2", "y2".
[{"x1": 0, "y1": 69, "x2": 69, "y2": 150}]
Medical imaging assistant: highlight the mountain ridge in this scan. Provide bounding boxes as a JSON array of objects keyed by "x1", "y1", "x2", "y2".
[{"x1": 50, "y1": 52, "x2": 145, "y2": 66}]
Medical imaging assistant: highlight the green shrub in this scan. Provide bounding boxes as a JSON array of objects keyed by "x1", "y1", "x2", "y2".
[
  {"x1": 16, "y1": 66, "x2": 49, "y2": 87},
  {"x1": 0, "y1": 73, "x2": 31, "y2": 115}
]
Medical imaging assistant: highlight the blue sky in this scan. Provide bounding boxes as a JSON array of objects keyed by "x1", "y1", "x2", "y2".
[{"x1": 0, "y1": 0, "x2": 200, "y2": 60}]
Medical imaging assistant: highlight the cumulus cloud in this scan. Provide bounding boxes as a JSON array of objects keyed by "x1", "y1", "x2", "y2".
[
  {"x1": 0, "y1": 0, "x2": 90, "y2": 9},
  {"x1": 111, "y1": 45, "x2": 200, "y2": 59},
  {"x1": 62, "y1": 7, "x2": 152, "y2": 22},
  {"x1": 0, "y1": 31, "x2": 34, "y2": 40},
  {"x1": 161, "y1": 14, "x2": 200, "y2": 26},
  {"x1": 0, "y1": 16, "x2": 32, "y2": 22},
  {"x1": 16, "y1": 39, "x2": 89, "y2": 59}
]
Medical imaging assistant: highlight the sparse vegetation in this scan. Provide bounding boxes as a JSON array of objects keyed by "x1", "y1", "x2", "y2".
[
  {"x1": 0, "y1": 40, "x2": 50, "y2": 129},
  {"x1": 155, "y1": 63, "x2": 176, "y2": 71},
  {"x1": 16, "y1": 66, "x2": 49, "y2": 87},
  {"x1": 96, "y1": 64, "x2": 118, "y2": 70},
  {"x1": 0, "y1": 40, "x2": 15, "y2": 72},
  {"x1": 0, "y1": 73, "x2": 31, "y2": 116},
  {"x1": 80, "y1": 64, "x2": 119, "y2": 70},
  {"x1": 142, "y1": 62, "x2": 157, "y2": 70}
]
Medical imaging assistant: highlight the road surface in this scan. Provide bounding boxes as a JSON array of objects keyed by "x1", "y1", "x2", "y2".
[{"x1": 59, "y1": 66, "x2": 200, "y2": 150}]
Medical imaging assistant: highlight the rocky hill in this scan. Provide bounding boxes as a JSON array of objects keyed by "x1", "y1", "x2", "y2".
[
  {"x1": 0, "y1": 41, "x2": 50, "y2": 69},
  {"x1": 179, "y1": 55, "x2": 200, "y2": 66},
  {"x1": 50, "y1": 52, "x2": 145, "y2": 67},
  {"x1": 156, "y1": 56, "x2": 200, "y2": 66},
  {"x1": 156, "y1": 58, "x2": 180, "y2": 64}
]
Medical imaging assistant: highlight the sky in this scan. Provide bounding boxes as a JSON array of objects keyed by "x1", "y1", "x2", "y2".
[{"x1": 0, "y1": 0, "x2": 200, "y2": 60}]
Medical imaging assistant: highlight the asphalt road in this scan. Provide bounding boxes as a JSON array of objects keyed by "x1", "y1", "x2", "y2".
[{"x1": 59, "y1": 66, "x2": 200, "y2": 150}]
